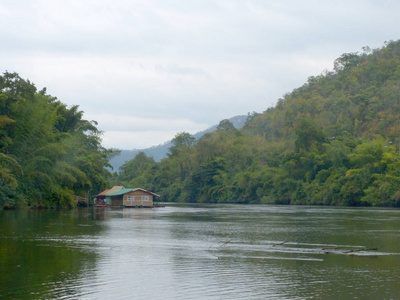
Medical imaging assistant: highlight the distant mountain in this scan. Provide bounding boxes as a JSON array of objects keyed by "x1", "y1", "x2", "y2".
[{"x1": 108, "y1": 115, "x2": 247, "y2": 172}]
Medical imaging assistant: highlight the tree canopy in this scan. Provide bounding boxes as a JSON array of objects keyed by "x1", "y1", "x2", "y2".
[{"x1": 0, "y1": 72, "x2": 116, "y2": 208}]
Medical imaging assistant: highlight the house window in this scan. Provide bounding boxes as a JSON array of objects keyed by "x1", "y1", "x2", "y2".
[
  {"x1": 142, "y1": 196, "x2": 149, "y2": 201},
  {"x1": 127, "y1": 196, "x2": 134, "y2": 201}
]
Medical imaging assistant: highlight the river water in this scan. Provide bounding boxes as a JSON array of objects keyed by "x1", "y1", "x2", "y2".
[{"x1": 0, "y1": 204, "x2": 399, "y2": 299}]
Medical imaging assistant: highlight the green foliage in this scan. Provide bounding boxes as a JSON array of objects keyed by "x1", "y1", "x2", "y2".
[
  {"x1": 113, "y1": 40, "x2": 400, "y2": 207},
  {"x1": 216, "y1": 119, "x2": 236, "y2": 131},
  {"x1": 0, "y1": 72, "x2": 116, "y2": 208},
  {"x1": 294, "y1": 117, "x2": 325, "y2": 152},
  {"x1": 119, "y1": 151, "x2": 156, "y2": 185},
  {"x1": 168, "y1": 132, "x2": 196, "y2": 157}
]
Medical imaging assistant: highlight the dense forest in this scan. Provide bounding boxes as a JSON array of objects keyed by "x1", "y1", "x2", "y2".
[
  {"x1": 112, "y1": 40, "x2": 400, "y2": 207},
  {"x1": 0, "y1": 72, "x2": 116, "y2": 208}
]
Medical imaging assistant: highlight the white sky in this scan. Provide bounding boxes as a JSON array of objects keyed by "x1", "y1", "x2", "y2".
[{"x1": 1, "y1": 0, "x2": 399, "y2": 149}]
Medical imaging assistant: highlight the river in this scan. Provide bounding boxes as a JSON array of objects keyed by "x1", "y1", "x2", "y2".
[{"x1": 0, "y1": 204, "x2": 399, "y2": 299}]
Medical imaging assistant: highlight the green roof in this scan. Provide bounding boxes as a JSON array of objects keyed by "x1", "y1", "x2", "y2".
[
  {"x1": 107, "y1": 188, "x2": 138, "y2": 196},
  {"x1": 106, "y1": 188, "x2": 160, "y2": 197}
]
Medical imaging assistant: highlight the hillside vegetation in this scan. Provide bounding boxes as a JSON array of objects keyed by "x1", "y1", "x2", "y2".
[
  {"x1": 113, "y1": 40, "x2": 400, "y2": 206},
  {"x1": 0, "y1": 72, "x2": 115, "y2": 208}
]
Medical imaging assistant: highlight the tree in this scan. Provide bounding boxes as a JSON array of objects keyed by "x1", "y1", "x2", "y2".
[
  {"x1": 168, "y1": 132, "x2": 196, "y2": 157},
  {"x1": 119, "y1": 152, "x2": 155, "y2": 183},
  {"x1": 294, "y1": 117, "x2": 325, "y2": 152},
  {"x1": 168, "y1": 132, "x2": 196, "y2": 182},
  {"x1": 216, "y1": 119, "x2": 235, "y2": 131}
]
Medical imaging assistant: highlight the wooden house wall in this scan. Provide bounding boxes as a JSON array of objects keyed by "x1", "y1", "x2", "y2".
[
  {"x1": 122, "y1": 190, "x2": 153, "y2": 207},
  {"x1": 111, "y1": 195, "x2": 123, "y2": 207}
]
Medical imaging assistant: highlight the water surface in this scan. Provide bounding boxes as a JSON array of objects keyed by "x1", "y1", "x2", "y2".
[{"x1": 1, "y1": 204, "x2": 399, "y2": 299}]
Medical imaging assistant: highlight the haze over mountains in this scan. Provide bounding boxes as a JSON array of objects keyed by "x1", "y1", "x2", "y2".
[{"x1": 109, "y1": 115, "x2": 247, "y2": 171}]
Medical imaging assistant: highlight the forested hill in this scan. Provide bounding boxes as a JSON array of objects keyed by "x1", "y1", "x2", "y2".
[
  {"x1": 243, "y1": 42, "x2": 400, "y2": 144},
  {"x1": 113, "y1": 40, "x2": 400, "y2": 207}
]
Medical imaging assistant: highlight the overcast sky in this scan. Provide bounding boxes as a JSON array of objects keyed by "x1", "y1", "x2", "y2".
[{"x1": 1, "y1": 0, "x2": 399, "y2": 149}]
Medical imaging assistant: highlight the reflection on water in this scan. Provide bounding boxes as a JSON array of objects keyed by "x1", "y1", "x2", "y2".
[{"x1": 1, "y1": 205, "x2": 400, "y2": 299}]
